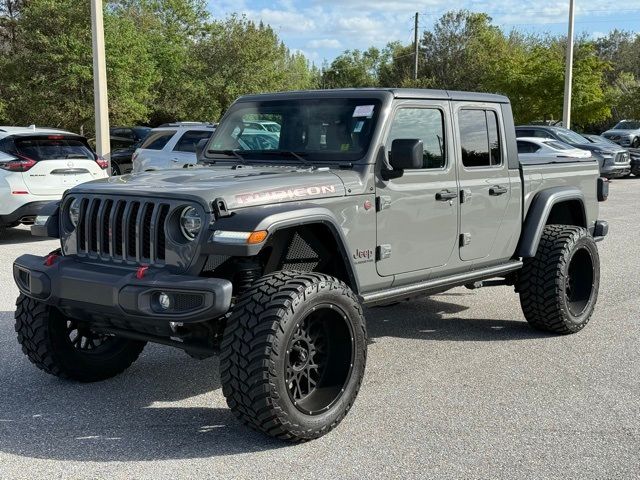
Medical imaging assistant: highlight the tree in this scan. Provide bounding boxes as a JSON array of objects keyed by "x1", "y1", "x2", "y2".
[
  {"x1": 1, "y1": 0, "x2": 156, "y2": 133},
  {"x1": 192, "y1": 16, "x2": 316, "y2": 118},
  {"x1": 321, "y1": 48, "x2": 381, "y2": 88}
]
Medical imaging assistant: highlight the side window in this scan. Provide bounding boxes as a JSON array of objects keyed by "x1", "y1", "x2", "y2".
[
  {"x1": 516, "y1": 129, "x2": 534, "y2": 138},
  {"x1": 532, "y1": 129, "x2": 551, "y2": 139},
  {"x1": 386, "y1": 108, "x2": 446, "y2": 169},
  {"x1": 459, "y1": 109, "x2": 502, "y2": 168},
  {"x1": 173, "y1": 130, "x2": 213, "y2": 153},
  {"x1": 517, "y1": 140, "x2": 540, "y2": 154},
  {"x1": 140, "y1": 130, "x2": 177, "y2": 150},
  {"x1": 487, "y1": 111, "x2": 501, "y2": 166}
]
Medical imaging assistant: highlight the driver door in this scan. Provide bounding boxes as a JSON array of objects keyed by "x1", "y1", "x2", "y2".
[{"x1": 376, "y1": 101, "x2": 459, "y2": 277}]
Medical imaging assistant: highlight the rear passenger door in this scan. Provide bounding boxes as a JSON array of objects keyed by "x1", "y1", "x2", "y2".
[
  {"x1": 170, "y1": 130, "x2": 214, "y2": 166},
  {"x1": 455, "y1": 105, "x2": 512, "y2": 262}
]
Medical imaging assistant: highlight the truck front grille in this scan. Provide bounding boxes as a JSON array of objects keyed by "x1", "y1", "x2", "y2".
[
  {"x1": 615, "y1": 152, "x2": 629, "y2": 163},
  {"x1": 75, "y1": 197, "x2": 171, "y2": 265}
]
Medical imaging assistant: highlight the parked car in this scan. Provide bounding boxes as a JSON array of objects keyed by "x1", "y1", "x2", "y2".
[
  {"x1": 517, "y1": 137, "x2": 591, "y2": 162},
  {"x1": 601, "y1": 120, "x2": 640, "y2": 149},
  {"x1": 630, "y1": 149, "x2": 640, "y2": 177},
  {"x1": 132, "y1": 122, "x2": 216, "y2": 172},
  {"x1": 110, "y1": 126, "x2": 151, "y2": 150},
  {"x1": 516, "y1": 125, "x2": 630, "y2": 178},
  {"x1": 17, "y1": 89, "x2": 607, "y2": 442},
  {"x1": 242, "y1": 120, "x2": 281, "y2": 133},
  {"x1": 110, "y1": 139, "x2": 148, "y2": 176},
  {"x1": 0, "y1": 126, "x2": 108, "y2": 231}
]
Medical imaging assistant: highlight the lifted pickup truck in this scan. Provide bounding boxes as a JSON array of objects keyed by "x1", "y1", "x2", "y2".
[{"x1": 13, "y1": 89, "x2": 608, "y2": 442}]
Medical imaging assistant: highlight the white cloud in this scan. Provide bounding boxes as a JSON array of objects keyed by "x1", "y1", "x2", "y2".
[
  {"x1": 307, "y1": 39, "x2": 343, "y2": 49},
  {"x1": 208, "y1": 0, "x2": 640, "y2": 63}
]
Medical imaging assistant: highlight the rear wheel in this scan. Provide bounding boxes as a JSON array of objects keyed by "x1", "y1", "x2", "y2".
[
  {"x1": 518, "y1": 225, "x2": 600, "y2": 334},
  {"x1": 220, "y1": 271, "x2": 367, "y2": 442},
  {"x1": 111, "y1": 161, "x2": 121, "y2": 176},
  {"x1": 15, "y1": 294, "x2": 146, "y2": 382}
]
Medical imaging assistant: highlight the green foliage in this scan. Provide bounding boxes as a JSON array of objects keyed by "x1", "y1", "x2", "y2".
[
  {"x1": 0, "y1": 1, "x2": 317, "y2": 133},
  {"x1": 322, "y1": 48, "x2": 382, "y2": 88}
]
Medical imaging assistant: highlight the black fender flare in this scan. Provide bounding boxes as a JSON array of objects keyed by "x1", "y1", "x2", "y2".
[
  {"x1": 207, "y1": 203, "x2": 360, "y2": 292},
  {"x1": 517, "y1": 186, "x2": 587, "y2": 258}
]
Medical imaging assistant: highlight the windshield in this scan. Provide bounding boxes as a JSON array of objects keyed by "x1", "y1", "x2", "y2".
[
  {"x1": 614, "y1": 120, "x2": 640, "y2": 130},
  {"x1": 206, "y1": 98, "x2": 382, "y2": 163},
  {"x1": 554, "y1": 128, "x2": 588, "y2": 145},
  {"x1": 14, "y1": 136, "x2": 94, "y2": 161}
]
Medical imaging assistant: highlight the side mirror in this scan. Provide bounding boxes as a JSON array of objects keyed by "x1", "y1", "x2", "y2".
[
  {"x1": 195, "y1": 138, "x2": 209, "y2": 161},
  {"x1": 382, "y1": 139, "x2": 423, "y2": 180}
]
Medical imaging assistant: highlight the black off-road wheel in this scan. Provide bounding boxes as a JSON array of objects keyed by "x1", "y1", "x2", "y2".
[
  {"x1": 632, "y1": 137, "x2": 640, "y2": 149},
  {"x1": 15, "y1": 294, "x2": 146, "y2": 382},
  {"x1": 220, "y1": 271, "x2": 367, "y2": 442},
  {"x1": 518, "y1": 225, "x2": 600, "y2": 334}
]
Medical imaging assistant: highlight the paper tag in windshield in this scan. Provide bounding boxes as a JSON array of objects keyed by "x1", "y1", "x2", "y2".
[
  {"x1": 353, "y1": 105, "x2": 375, "y2": 118},
  {"x1": 353, "y1": 120, "x2": 364, "y2": 133}
]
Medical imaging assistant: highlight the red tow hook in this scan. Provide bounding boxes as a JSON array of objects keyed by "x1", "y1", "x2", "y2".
[
  {"x1": 44, "y1": 254, "x2": 59, "y2": 267},
  {"x1": 136, "y1": 265, "x2": 149, "y2": 279}
]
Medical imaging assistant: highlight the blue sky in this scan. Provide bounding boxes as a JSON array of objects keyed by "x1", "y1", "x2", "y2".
[{"x1": 207, "y1": 0, "x2": 640, "y2": 64}]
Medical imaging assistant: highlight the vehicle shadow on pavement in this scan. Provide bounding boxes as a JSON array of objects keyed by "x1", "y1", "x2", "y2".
[
  {"x1": 0, "y1": 334, "x2": 285, "y2": 462},
  {"x1": 365, "y1": 293, "x2": 551, "y2": 342},
  {"x1": 0, "y1": 294, "x2": 547, "y2": 462},
  {"x1": 0, "y1": 227, "x2": 51, "y2": 246}
]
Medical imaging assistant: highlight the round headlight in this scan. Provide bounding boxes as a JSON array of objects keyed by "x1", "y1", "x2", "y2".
[
  {"x1": 68, "y1": 198, "x2": 81, "y2": 228},
  {"x1": 179, "y1": 206, "x2": 202, "y2": 240}
]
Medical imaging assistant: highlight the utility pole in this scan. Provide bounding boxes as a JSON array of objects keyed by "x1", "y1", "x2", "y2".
[
  {"x1": 90, "y1": 0, "x2": 111, "y2": 173},
  {"x1": 414, "y1": 12, "x2": 419, "y2": 81},
  {"x1": 562, "y1": 0, "x2": 576, "y2": 128}
]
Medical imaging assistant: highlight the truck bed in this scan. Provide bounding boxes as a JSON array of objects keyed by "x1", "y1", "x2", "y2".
[{"x1": 520, "y1": 158, "x2": 600, "y2": 229}]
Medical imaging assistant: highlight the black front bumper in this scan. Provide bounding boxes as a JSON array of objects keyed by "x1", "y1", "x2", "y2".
[
  {"x1": 13, "y1": 254, "x2": 233, "y2": 330},
  {"x1": 0, "y1": 201, "x2": 54, "y2": 227}
]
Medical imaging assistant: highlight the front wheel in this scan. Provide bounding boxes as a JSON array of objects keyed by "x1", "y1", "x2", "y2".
[
  {"x1": 15, "y1": 295, "x2": 146, "y2": 382},
  {"x1": 632, "y1": 137, "x2": 640, "y2": 149},
  {"x1": 518, "y1": 225, "x2": 600, "y2": 334},
  {"x1": 220, "y1": 271, "x2": 367, "y2": 442}
]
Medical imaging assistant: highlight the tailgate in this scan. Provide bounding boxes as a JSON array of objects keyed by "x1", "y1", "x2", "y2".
[{"x1": 14, "y1": 134, "x2": 105, "y2": 196}]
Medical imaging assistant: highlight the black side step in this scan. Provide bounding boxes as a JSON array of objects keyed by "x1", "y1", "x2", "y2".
[{"x1": 360, "y1": 260, "x2": 523, "y2": 306}]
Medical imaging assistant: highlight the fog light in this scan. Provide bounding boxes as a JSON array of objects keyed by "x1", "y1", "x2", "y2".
[{"x1": 158, "y1": 292, "x2": 171, "y2": 310}]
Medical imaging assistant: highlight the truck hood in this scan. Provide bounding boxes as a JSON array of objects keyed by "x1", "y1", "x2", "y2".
[{"x1": 69, "y1": 165, "x2": 347, "y2": 210}]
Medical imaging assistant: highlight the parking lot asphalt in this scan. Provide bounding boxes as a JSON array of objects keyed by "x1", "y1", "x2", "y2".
[{"x1": 0, "y1": 179, "x2": 639, "y2": 480}]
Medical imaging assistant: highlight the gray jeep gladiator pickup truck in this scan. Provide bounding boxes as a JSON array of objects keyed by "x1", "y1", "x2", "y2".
[{"x1": 13, "y1": 89, "x2": 608, "y2": 442}]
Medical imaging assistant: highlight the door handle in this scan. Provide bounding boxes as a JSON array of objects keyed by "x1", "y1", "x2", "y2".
[
  {"x1": 435, "y1": 190, "x2": 457, "y2": 201},
  {"x1": 171, "y1": 158, "x2": 180, "y2": 163},
  {"x1": 489, "y1": 185, "x2": 508, "y2": 196}
]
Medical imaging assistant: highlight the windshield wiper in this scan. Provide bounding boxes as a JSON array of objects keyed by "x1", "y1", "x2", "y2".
[
  {"x1": 257, "y1": 150, "x2": 310, "y2": 164},
  {"x1": 65, "y1": 154, "x2": 89, "y2": 159},
  {"x1": 206, "y1": 149, "x2": 246, "y2": 164}
]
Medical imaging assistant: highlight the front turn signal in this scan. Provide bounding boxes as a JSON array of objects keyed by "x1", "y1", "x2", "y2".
[{"x1": 247, "y1": 231, "x2": 268, "y2": 244}]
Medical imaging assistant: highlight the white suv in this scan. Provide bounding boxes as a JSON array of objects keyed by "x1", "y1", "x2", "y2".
[
  {"x1": 0, "y1": 126, "x2": 108, "y2": 230},
  {"x1": 132, "y1": 122, "x2": 216, "y2": 173}
]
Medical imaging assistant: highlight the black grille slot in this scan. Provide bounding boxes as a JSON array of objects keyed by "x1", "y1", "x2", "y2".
[
  {"x1": 114, "y1": 201, "x2": 126, "y2": 257},
  {"x1": 101, "y1": 199, "x2": 113, "y2": 254},
  {"x1": 173, "y1": 293, "x2": 204, "y2": 311},
  {"x1": 127, "y1": 202, "x2": 140, "y2": 258},
  {"x1": 72, "y1": 196, "x2": 175, "y2": 266},
  {"x1": 156, "y1": 204, "x2": 169, "y2": 261},
  {"x1": 77, "y1": 198, "x2": 89, "y2": 251},
  {"x1": 88, "y1": 199, "x2": 101, "y2": 253},
  {"x1": 141, "y1": 203, "x2": 154, "y2": 260}
]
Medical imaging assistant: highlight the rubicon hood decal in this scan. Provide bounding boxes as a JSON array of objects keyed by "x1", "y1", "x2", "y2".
[
  {"x1": 69, "y1": 166, "x2": 346, "y2": 209},
  {"x1": 236, "y1": 185, "x2": 337, "y2": 205}
]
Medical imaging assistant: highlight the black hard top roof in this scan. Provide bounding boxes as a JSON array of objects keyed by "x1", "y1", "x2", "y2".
[{"x1": 237, "y1": 88, "x2": 510, "y2": 104}]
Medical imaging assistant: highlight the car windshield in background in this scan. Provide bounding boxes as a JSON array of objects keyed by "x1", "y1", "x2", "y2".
[
  {"x1": 614, "y1": 121, "x2": 640, "y2": 130},
  {"x1": 14, "y1": 136, "x2": 94, "y2": 161},
  {"x1": 206, "y1": 98, "x2": 382, "y2": 162},
  {"x1": 554, "y1": 128, "x2": 589, "y2": 145}
]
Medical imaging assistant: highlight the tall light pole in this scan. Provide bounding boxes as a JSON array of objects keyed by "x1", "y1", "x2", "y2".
[
  {"x1": 413, "y1": 12, "x2": 419, "y2": 81},
  {"x1": 562, "y1": 0, "x2": 576, "y2": 128},
  {"x1": 90, "y1": 0, "x2": 110, "y2": 171}
]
